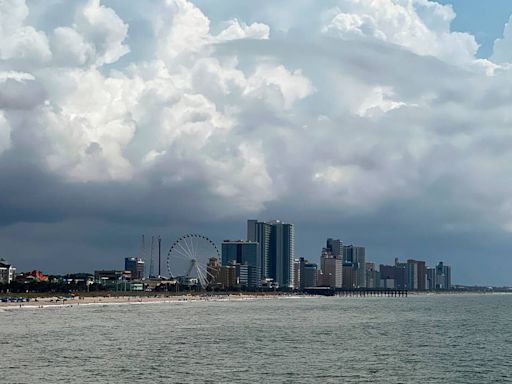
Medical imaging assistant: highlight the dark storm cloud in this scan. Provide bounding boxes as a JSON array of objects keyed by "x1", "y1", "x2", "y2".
[
  {"x1": 0, "y1": 154, "x2": 241, "y2": 228},
  {"x1": 1, "y1": 0, "x2": 512, "y2": 285}
]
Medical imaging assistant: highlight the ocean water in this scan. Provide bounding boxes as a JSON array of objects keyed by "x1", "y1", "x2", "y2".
[{"x1": 1, "y1": 294, "x2": 511, "y2": 383}]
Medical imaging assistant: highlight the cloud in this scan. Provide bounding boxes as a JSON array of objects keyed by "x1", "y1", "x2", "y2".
[
  {"x1": 356, "y1": 86, "x2": 408, "y2": 117},
  {"x1": 51, "y1": 27, "x2": 95, "y2": 66},
  {"x1": 322, "y1": 0, "x2": 478, "y2": 65},
  {"x1": 492, "y1": 15, "x2": 512, "y2": 64},
  {"x1": 74, "y1": 0, "x2": 130, "y2": 65},
  {"x1": 244, "y1": 64, "x2": 315, "y2": 109},
  {"x1": 0, "y1": 72, "x2": 46, "y2": 110},
  {"x1": 215, "y1": 19, "x2": 270, "y2": 41},
  {"x1": 1, "y1": 0, "x2": 512, "y2": 283},
  {"x1": 48, "y1": 0, "x2": 129, "y2": 67},
  {"x1": 154, "y1": 0, "x2": 270, "y2": 63},
  {"x1": 0, "y1": 0, "x2": 51, "y2": 65}
]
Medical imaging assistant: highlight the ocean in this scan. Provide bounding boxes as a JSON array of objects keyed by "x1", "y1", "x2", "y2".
[{"x1": 1, "y1": 294, "x2": 511, "y2": 383}]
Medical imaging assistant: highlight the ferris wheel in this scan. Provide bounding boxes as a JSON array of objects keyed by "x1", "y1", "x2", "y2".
[{"x1": 167, "y1": 234, "x2": 220, "y2": 288}]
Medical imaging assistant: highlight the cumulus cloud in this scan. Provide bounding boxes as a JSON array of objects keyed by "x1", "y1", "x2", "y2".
[
  {"x1": 492, "y1": 15, "x2": 512, "y2": 64},
  {"x1": 49, "y1": 0, "x2": 130, "y2": 67},
  {"x1": 1, "y1": 0, "x2": 512, "y2": 282},
  {"x1": 215, "y1": 19, "x2": 270, "y2": 41},
  {"x1": 51, "y1": 27, "x2": 95, "y2": 66},
  {"x1": 244, "y1": 65, "x2": 315, "y2": 109},
  {"x1": 0, "y1": 0, "x2": 51, "y2": 65},
  {"x1": 74, "y1": 0, "x2": 130, "y2": 65},
  {"x1": 154, "y1": 0, "x2": 270, "y2": 64},
  {"x1": 322, "y1": 0, "x2": 478, "y2": 65}
]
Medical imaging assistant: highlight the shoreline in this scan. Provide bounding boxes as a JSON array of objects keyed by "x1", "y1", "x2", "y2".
[
  {"x1": 0, "y1": 292, "x2": 300, "y2": 309},
  {"x1": 1, "y1": 290, "x2": 510, "y2": 310}
]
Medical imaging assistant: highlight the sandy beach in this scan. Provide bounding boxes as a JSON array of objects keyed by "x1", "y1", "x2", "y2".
[
  {"x1": 1, "y1": 290, "x2": 503, "y2": 310},
  {"x1": 0, "y1": 293, "x2": 296, "y2": 309}
]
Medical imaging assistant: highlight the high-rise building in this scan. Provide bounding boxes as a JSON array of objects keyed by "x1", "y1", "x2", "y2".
[
  {"x1": 381, "y1": 258, "x2": 429, "y2": 290},
  {"x1": 299, "y1": 257, "x2": 318, "y2": 289},
  {"x1": 247, "y1": 220, "x2": 271, "y2": 279},
  {"x1": 268, "y1": 220, "x2": 295, "y2": 288},
  {"x1": 124, "y1": 257, "x2": 145, "y2": 280},
  {"x1": 235, "y1": 264, "x2": 260, "y2": 288},
  {"x1": 416, "y1": 260, "x2": 426, "y2": 291},
  {"x1": 445, "y1": 265, "x2": 452, "y2": 289},
  {"x1": 249, "y1": 220, "x2": 295, "y2": 288},
  {"x1": 326, "y1": 239, "x2": 343, "y2": 258},
  {"x1": 407, "y1": 259, "x2": 427, "y2": 291},
  {"x1": 319, "y1": 250, "x2": 343, "y2": 288},
  {"x1": 426, "y1": 267, "x2": 436, "y2": 290},
  {"x1": 380, "y1": 262, "x2": 406, "y2": 289},
  {"x1": 293, "y1": 259, "x2": 301, "y2": 290},
  {"x1": 354, "y1": 247, "x2": 366, "y2": 288},
  {"x1": 222, "y1": 241, "x2": 260, "y2": 269},
  {"x1": 343, "y1": 245, "x2": 366, "y2": 288},
  {"x1": 222, "y1": 240, "x2": 261, "y2": 288},
  {"x1": 406, "y1": 260, "x2": 418, "y2": 290},
  {"x1": 394, "y1": 259, "x2": 408, "y2": 289},
  {"x1": 435, "y1": 262, "x2": 452, "y2": 290},
  {"x1": 381, "y1": 259, "x2": 411, "y2": 289},
  {"x1": 342, "y1": 263, "x2": 356, "y2": 289},
  {"x1": 365, "y1": 262, "x2": 380, "y2": 288}
]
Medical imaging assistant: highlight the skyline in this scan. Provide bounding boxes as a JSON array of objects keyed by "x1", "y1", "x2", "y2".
[
  {"x1": 0, "y1": 218, "x2": 457, "y2": 288},
  {"x1": 2, "y1": 0, "x2": 512, "y2": 285}
]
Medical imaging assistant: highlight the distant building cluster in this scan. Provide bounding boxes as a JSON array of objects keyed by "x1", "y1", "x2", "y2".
[
  {"x1": 0, "y1": 219, "x2": 453, "y2": 293},
  {"x1": 379, "y1": 258, "x2": 451, "y2": 290},
  {"x1": 288, "y1": 239, "x2": 451, "y2": 291},
  {"x1": 204, "y1": 220, "x2": 295, "y2": 290},
  {"x1": 0, "y1": 258, "x2": 51, "y2": 286},
  {"x1": 204, "y1": 223, "x2": 451, "y2": 292}
]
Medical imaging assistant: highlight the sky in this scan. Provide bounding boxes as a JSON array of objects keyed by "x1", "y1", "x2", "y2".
[{"x1": 1, "y1": 0, "x2": 512, "y2": 285}]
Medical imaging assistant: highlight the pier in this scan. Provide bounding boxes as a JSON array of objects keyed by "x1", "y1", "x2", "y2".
[
  {"x1": 303, "y1": 287, "x2": 408, "y2": 297},
  {"x1": 335, "y1": 288, "x2": 408, "y2": 297}
]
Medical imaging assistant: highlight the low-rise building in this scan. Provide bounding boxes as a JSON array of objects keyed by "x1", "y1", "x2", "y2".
[
  {"x1": 94, "y1": 270, "x2": 132, "y2": 283},
  {"x1": 17, "y1": 270, "x2": 48, "y2": 283},
  {"x1": 207, "y1": 257, "x2": 221, "y2": 285},
  {"x1": 0, "y1": 259, "x2": 16, "y2": 284}
]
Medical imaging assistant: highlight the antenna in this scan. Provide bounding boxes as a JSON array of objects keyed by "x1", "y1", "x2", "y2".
[
  {"x1": 141, "y1": 234, "x2": 146, "y2": 260},
  {"x1": 149, "y1": 235, "x2": 155, "y2": 278},
  {"x1": 158, "y1": 236, "x2": 162, "y2": 277},
  {"x1": 140, "y1": 234, "x2": 147, "y2": 279}
]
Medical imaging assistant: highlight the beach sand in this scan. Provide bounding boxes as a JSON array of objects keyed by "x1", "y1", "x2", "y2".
[{"x1": 0, "y1": 293, "x2": 292, "y2": 309}]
